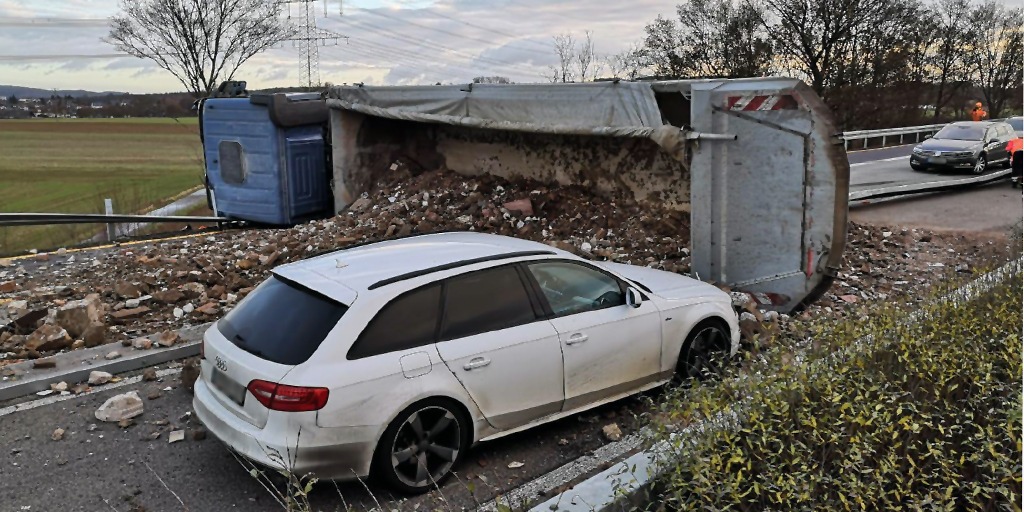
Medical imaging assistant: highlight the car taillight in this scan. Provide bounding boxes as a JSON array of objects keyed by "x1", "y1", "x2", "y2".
[{"x1": 246, "y1": 379, "x2": 329, "y2": 412}]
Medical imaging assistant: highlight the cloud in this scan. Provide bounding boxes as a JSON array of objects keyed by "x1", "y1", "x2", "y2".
[{"x1": 1, "y1": 0, "x2": 677, "y2": 92}]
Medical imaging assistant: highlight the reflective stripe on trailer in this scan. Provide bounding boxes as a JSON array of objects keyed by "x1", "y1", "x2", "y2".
[{"x1": 726, "y1": 94, "x2": 799, "y2": 111}]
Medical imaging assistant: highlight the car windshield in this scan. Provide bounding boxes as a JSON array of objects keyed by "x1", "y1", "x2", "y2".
[
  {"x1": 933, "y1": 125, "x2": 985, "y2": 141},
  {"x1": 1008, "y1": 118, "x2": 1023, "y2": 132},
  {"x1": 217, "y1": 276, "x2": 348, "y2": 365}
]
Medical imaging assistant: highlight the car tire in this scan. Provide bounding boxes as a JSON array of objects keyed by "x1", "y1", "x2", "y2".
[
  {"x1": 674, "y1": 320, "x2": 731, "y2": 383},
  {"x1": 972, "y1": 154, "x2": 987, "y2": 175},
  {"x1": 373, "y1": 399, "x2": 470, "y2": 494}
]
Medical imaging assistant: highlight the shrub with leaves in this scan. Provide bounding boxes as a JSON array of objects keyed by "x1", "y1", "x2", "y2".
[{"x1": 651, "y1": 260, "x2": 1022, "y2": 511}]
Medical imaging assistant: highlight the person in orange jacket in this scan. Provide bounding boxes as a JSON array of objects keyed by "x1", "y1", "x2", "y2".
[
  {"x1": 1008, "y1": 136, "x2": 1022, "y2": 181},
  {"x1": 970, "y1": 102, "x2": 988, "y2": 122}
]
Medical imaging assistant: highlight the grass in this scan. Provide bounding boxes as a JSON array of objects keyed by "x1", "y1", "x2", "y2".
[{"x1": 0, "y1": 117, "x2": 204, "y2": 255}]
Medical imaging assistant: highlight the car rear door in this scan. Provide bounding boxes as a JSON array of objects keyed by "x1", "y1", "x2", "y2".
[
  {"x1": 434, "y1": 264, "x2": 565, "y2": 430},
  {"x1": 523, "y1": 261, "x2": 662, "y2": 412}
]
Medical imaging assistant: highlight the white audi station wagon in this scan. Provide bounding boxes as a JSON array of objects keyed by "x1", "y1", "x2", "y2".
[{"x1": 193, "y1": 232, "x2": 739, "y2": 493}]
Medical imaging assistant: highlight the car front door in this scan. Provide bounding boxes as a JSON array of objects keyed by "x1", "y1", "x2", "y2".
[
  {"x1": 524, "y1": 261, "x2": 662, "y2": 412},
  {"x1": 433, "y1": 264, "x2": 564, "y2": 430},
  {"x1": 985, "y1": 127, "x2": 1005, "y2": 163}
]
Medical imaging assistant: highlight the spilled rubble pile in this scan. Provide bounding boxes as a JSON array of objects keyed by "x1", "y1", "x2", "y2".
[{"x1": 0, "y1": 165, "x2": 1017, "y2": 364}]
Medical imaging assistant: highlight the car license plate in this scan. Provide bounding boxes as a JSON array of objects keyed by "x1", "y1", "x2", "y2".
[
  {"x1": 211, "y1": 369, "x2": 246, "y2": 406},
  {"x1": 930, "y1": 157, "x2": 947, "y2": 164}
]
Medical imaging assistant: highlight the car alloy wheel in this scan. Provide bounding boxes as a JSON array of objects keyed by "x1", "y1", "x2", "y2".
[
  {"x1": 377, "y1": 401, "x2": 466, "y2": 493},
  {"x1": 677, "y1": 323, "x2": 730, "y2": 381},
  {"x1": 973, "y1": 154, "x2": 987, "y2": 175}
]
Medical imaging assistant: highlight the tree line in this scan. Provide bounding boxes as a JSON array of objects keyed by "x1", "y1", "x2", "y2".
[{"x1": 553, "y1": 0, "x2": 1022, "y2": 130}]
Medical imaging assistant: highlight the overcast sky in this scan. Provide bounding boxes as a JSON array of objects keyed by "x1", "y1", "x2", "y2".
[{"x1": 0, "y1": 0, "x2": 675, "y2": 93}]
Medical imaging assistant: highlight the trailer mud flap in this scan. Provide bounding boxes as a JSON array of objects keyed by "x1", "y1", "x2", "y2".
[{"x1": 687, "y1": 79, "x2": 849, "y2": 312}]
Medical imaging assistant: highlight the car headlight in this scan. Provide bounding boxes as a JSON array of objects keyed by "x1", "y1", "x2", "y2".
[{"x1": 912, "y1": 147, "x2": 925, "y2": 154}]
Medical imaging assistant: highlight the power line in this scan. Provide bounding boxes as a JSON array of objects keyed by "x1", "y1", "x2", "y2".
[
  {"x1": 279, "y1": 0, "x2": 348, "y2": 87},
  {"x1": 333, "y1": 16, "x2": 543, "y2": 75},
  {"x1": 351, "y1": 7, "x2": 551, "y2": 57}
]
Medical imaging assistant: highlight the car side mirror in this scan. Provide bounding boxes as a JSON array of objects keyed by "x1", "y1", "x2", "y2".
[
  {"x1": 989, "y1": 138, "x2": 999, "y2": 144},
  {"x1": 625, "y1": 287, "x2": 642, "y2": 308}
]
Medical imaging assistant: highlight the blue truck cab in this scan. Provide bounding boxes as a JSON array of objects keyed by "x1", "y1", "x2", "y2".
[{"x1": 200, "y1": 92, "x2": 333, "y2": 225}]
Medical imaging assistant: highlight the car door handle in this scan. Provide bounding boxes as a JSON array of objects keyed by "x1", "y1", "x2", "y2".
[
  {"x1": 463, "y1": 357, "x2": 491, "y2": 371},
  {"x1": 565, "y1": 333, "x2": 588, "y2": 345}
]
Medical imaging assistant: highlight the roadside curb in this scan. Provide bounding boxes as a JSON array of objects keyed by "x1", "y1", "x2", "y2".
[
  {"x1": 0, "y1": 322, "x2": 211, "y2": 402},
  {"x1": 519, "y1": 257, "x2": 1022, "y2": 512}
]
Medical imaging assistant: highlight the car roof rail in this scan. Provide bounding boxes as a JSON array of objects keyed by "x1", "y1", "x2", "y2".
[{"x1": 367, "y1": 250, "x2": 556, "y2": 290}]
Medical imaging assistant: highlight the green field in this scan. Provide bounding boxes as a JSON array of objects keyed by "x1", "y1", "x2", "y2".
[{"x1": 0, "y1": 117, "x2": 204, "y2": 255}]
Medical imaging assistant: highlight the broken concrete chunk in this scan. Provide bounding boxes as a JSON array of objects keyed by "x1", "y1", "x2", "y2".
[
  {"x1": 153, "y1": 289, "x2": 185, "y2": 304},
  {"x1": 502, "y1": 198, "x2": 534, "y2": 217},
  {"x1": 155, "y1": 330, "x2": 179, "y2": 347},
  {"x1": 602, "y1": 423, "x2": 623, "y2": 442},
  {"x1": 55, "y1": 295, "x2": 103, "y2": 339},
  {"x1": 24, "y1": 324, "x2": 72, "y2": 352},
  {"x1": 51, "y1": 428, "x2": 64, "y2": 441},
  {"x1": 95, "y1": 391, "x2": 144, "y2": 422},
  {"x1": 132, "y1": 337, "x2": 153, "y2": 350},
  {"x1": 142, "y1": 368, "x2": 157, "y2": 381},
  {"x1": 0, "y1": 280, "x2": 17, "y2": 293},
  {"x1": 111, "y1": 306, "x2": 151, "y2": 320},
  {"x1": 168, "y1": 430, "x2": 185, "y2": 444},
  {"x1": 507, "y1": 461, "x2": 524, "y2": 469},
  {"x1": 113, "y1": 282, "x2": 142, "y2": 299},
  {"x1": 88, "y1": 371, "x2": 113, "y2": 385},
  {"x1": 50, "y1": 381, "x2": 68, "y2": 392},
  {"x1": 105, "y1": 351, "x2": 121, "y2": 360}
]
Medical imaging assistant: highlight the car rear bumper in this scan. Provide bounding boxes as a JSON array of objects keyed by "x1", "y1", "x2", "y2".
[{"x1": 193, "y1": 379, "x2": 378, "y2": 480}]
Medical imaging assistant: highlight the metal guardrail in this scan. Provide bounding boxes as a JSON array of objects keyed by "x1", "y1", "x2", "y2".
[
  {"x1": 841, "y1": 123, "x2": 946, "y2": 150},
  {"x1": 0, "y1": 212, "x2": 229, "y2": 227}
]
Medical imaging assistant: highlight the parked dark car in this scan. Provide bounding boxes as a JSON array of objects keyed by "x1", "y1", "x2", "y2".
[
  {"x1": 910, "y1": 121, "x2": 1015, "y2": 174},
  {"x1": 1006, "y1": 116, "x2": 1023, "y2": 138}
]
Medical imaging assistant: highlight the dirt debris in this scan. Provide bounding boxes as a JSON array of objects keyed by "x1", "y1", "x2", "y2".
[{"x1": 0, "y1": 167, "x2": 1017, "y2": 362}]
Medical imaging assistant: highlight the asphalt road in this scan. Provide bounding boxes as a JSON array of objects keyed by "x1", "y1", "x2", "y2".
[
  {"x1": 847, "y1": 144, "x2": 1014, "y2": 194},
  {"x1": 0, "y1": 366, "x2": 649, "y2": 512}
]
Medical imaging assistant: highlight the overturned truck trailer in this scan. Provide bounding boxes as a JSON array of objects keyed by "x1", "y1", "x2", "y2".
[{"x1": 325, "y1": 78, "x2": 849, "y2": 312}]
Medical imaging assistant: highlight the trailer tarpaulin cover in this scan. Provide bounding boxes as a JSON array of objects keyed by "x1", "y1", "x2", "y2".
[{"x1": 326, "y1": 82, "x2": 673, "y2": 142}]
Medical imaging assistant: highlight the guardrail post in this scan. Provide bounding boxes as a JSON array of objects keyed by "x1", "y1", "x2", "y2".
[{"x1": 104, "y1": 198, "x2": 115, "y2": 242}]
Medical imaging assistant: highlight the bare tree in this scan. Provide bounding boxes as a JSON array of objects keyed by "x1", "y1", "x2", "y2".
[
  {"x1": 576, "y1": 30, "x2": 596, "y2": 82},
  {"x1": 641, "y1": 15, "x2": 688, "y2": 78},
  {"x1": 765, "y1": 0, "x2": 891, "y2": 96},
  {"x1": 550, "y1": 33, "x2": 577, "y2": 83},
  {"x1": 107, "y1": 0, "x2": 295, "y2": 98},
  {"x1": 606, "y1": 44, "x2": 648, "y2": 80},
  {"x1": 967, "y1": 1, "x2": 1024, "y2": 118},
  {"x1": 675, "y1": 0, "x2": 774, "y2": 77},
  {"x1": 927, "y1": 0, "x2": 974, "y2": 119}
]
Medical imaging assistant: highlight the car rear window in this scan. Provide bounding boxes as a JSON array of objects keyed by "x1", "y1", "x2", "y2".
[
  {"x1": 348, "y1": 283, "x2": 441, "y2": 359},
  {"x1": 218, "y1": 276, "x2": 348, "y2": 365},
  {"x1": 1008, "y1": 118, "x2": 1022, "y2": 132}
]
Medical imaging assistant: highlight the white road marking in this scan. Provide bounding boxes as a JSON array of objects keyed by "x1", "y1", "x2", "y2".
[
  {"x1": 0, "y1": 368, "x2": 182, "y2": 418},
  {"x1": 850, "y1": 156, "x2": 908, "y2": 167}
]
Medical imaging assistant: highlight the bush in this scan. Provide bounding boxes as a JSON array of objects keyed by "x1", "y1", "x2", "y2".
[{"x1": 651, "y1": 264, "x2": 1022, "y2": 511}]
